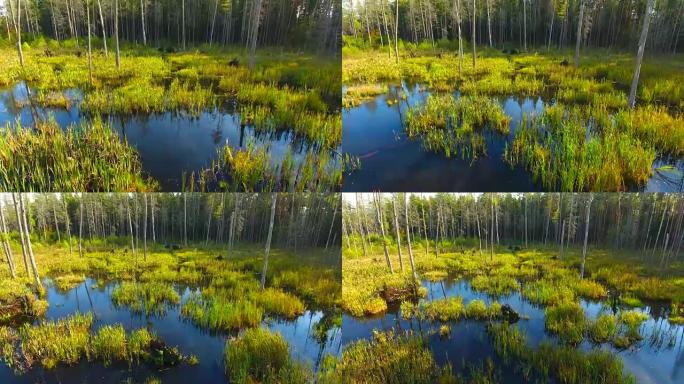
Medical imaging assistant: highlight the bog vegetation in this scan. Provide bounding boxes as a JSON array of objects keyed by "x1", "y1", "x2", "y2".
[
  {"x1": 0, "y1": 192, "x2": 341, "y2": 383},
  {"x1": 338, "y1": 193, "x2": 684, "y2": 383},
  {"x1": 342, "y1": 0, "x2": 684, "y2": 191},
  {"x1": 0, "y1": 0, "x2": 342, "y2": 192}
]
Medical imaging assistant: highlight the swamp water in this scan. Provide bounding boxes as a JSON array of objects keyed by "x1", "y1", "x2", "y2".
[
  {"x1": 342, "y1": 278, "x2": 684, "y2": 384},
  {"x1": 0, "y1": 278, "x2": 340, "y2": 383},
  {"x1": 0, "y1": 83, "x2": 334, "y2": 191},
  {"x1": 342, "y1": 83, "x2": 684, "y2": 192}
]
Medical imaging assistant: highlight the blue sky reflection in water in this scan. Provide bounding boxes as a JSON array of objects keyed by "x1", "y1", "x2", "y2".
[
  {"x1": 342, "y1": 83, "x2": 684, "y2": 192},
  {"x1": 0, "y1": 83, "x2": 326, "y2": 191},
  {"x1": 0, "y1": 278, "x2": 340, "y2": 384},
  {"x1": 342, "y1": 278, "x2": 684, "y2": 384}
]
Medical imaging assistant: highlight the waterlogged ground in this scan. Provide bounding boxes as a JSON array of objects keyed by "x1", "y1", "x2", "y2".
[
  {"x1": 0, "y1": 278, "x2": 338, "y2": 383},
  {"x1": 0, "y1": 244, "x2": 341, "y2": 383},
  {"x1": 342, "y1": 83, "x2": 684, "y2": 192},
  {"x1": 0, "y1": 83, "x2": 332, "y2": 191},
  {"x1": 342, "y1": 277, "x2": 684, "y2": 384}
]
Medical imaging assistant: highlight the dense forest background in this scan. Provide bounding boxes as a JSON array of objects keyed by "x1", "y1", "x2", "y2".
[
  {"x1": 1, "y1": 193, "x2": 341, "y2": 250},
  {"x1": 345, "y1": 193, "x2": 683, "y2": 269},
  {"x1": 343, "y1": 0, "x2": 683, "y2": 53},
  {"x1": 0, "y1": 0, "x2": 341, "y2": 53}
]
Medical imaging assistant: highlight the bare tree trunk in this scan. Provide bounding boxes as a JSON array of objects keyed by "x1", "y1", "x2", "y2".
[
  {"x1": 96, "y1": 0, "x2": 108, "y2": 56},
  {"x1": 392, "y1": 196, "x2": 403, "y2": 271},
  {"x1": 182, "y1": 0, "x2": 186, "y2": 49},
  {"x1": 356, "y1": 194, "x2": 368, "y2": 256},
  {"x1": 52, "y1": 202, "x2": 60, "y2": 241},
  {"x1": 127, "y1": 198, "x2": 135, "y2": 254},
  {"x1": 86, "y1": 0, "x2": 93, "y2": 86},
  {"x1": 143, "y1": 194, "x2": 147, "y2": 260},
  {"x1": 486, "y1": 0, "x2": 492, "y2": 47},
  {"x1": 261, "y1": 194, "x2": 277, "y2": 290},
  {"x1": 580, "y1": 194, "x2": 593, "y2": 279},
  {"x1": 184, "y1": 193, "x2": 188, "y2": 246},
  {"x1": 628, "y1": 0, "x2": 655, "y2": 107},
  {"x1": 490, "y1": 197, "x2": 495, "y2": 260},
  {"x1": 471, "y1": 0, "x2": 476, "y2": 67},
  {"x1": 574, "y1": 0, "x2": 585, "y2": 67},
  {"x1": 151, "y1": 195, "x2": 156, "y2": 243},
  {"x1": 248, "y1": 0, "x2": 263, "y2": 69},
  {"x1": 15, "y1": 0, "x2": 25, "y2": 66},
  {"x1": 209, "y1": 0, "x2": 219, "y2": 46},
  {"x1": 394, "y1": 0, "x2": 400, "y2": 63},
  {"x1": 326, "y1": 199, "x2": 338, "y2": 249},
  {"x1": 12, "y1": 193, "x2": 30, "y2": 277},
  {"x1": 115, "y1": 0, "x2": 120, "y2": 68},
  {"x1": 79, "y1": 194, "x2": 84, "y2": 258},
  {"x1": 405, "y1": 194, "x2": 417, "y2": 280},
  {"x1": 64, "y1": 199, "x2": 72, "y2": 256},
  {"x1": 19, "y1": 195, "x2": 41, "y2": 289},
  {"x1": 0, "y1": 200, "x2": 16, "y2": 279},
  {"x1": 375, "y1": 193, "x2": 393, "y2": 272},
  {"x1": 141, "y1": 0, "x2": 147, "y2": 45},
  {"x1": 523, "y1": 0, "x2": 527, "y2": 51}
]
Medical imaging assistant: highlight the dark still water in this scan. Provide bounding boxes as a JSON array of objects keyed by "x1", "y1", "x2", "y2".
[
  {"x1": 0, "y1": 278, "x2": 340, "y2": 384},
  {"x1": 342, "y1": 279, "x2": 684, "y2": 384},
  {"x1": 342, "y1": 83, "x2": 684, "y2": 192},
  {"x1": 0, "y1": 84, "x2": 325, "y2": 191}
]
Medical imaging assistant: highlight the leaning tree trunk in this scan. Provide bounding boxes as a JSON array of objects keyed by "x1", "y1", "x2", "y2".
[
  {"x1": 392, "y1": 196, "x2": 403, "y2": 271},
  {"x1": 0, "y1": 200, "x2": 16, "y2": 279},
  {"x1": 574, "y1": 0, "x2": 585, "y2": 67},
  {"x1": 96, "y1": 0, "x2": 107, "y2": 56},
  {"x1": 405, "y1": 194, "x2": 417, "y2": 280},
  {"x1": 628, "y1": 0, "x2": 655, "y2": 108},
  {"x1": 248, "y1": 0, "x2": 264, "y2": 69},
  {"x1": 12, "y1": 193, "x2": 30, "y2": 277},
  {"x1": 375, "y1": 193, "x2": 394, "y2": 273},
  {"x1": 19, "y1": 195, "x2": 41, "y2": 289},
  {"x1": 580, "y1": 194, "x2": 593, "y2": 279},
  {"x1": 260, "y1": 194, "x2": 277, "y2": 290}
]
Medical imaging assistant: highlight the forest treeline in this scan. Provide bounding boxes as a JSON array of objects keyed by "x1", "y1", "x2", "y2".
[
  {"x1": 344, "y1": 0, "x2": 683, "y2": 53},
  {"x1": 344, "y1": 193, "x2": 683, "y2": 270},
  {"x1": 1, "y1": 0, "x2": 341, "y2": 52},
  {"x1": 0, "y1": 193, "x2": 341, "y2": 255}
]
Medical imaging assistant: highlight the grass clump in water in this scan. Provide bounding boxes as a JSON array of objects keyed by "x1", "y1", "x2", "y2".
[
  {"x1": 421, "y1": 297, "x2": 464, "y2": 321},
  {"x1": 0, "y1": 119, "x2": 155, "y2": 192},
  {"x1": 224, "y1": 327, "x2": 309, "y2": 384},
  {"x1": 405, "y1": 94, "x2": 510, "y2": 160},
  {"x1": 588, "y1": 314, "x2": 618, "y2": 344},
  {"x1": 488, "y1": 323, "x2": 634, "y2": 384},
  {"x1": 181, "y1": 293, "x2": 263, "y2": 331},
  {"x1": 544, "y1": 301, "x2": 587, "y2": 345},
  {"x1": 91, "y1": 325, "x2": 128, "y2": 366},
  {"x1": 250, "y1": 288, "x2": 306, "y2": 319},
  {"x1": 334, "y1": 330, "x2": 456, "y2": 383},
  {"x1": 111, "y1": 282, "x2": 180, "y2": 316}
]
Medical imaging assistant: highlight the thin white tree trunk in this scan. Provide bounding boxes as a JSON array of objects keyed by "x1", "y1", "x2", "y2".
[
  {"x1": 629, "y1": 0, "x2": 655, "y2": 107},
  {"x1": 261, "y1": 194, "x2": 277, "y2": 289},
  {"x1": 580, "y1": 194, "x2": 593, "y2": 279},
  {"x1": 96, "y1": 0, "x2": 108, "y2": 56}
]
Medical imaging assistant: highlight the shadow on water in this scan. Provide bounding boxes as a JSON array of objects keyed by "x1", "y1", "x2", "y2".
[
  {"x1": 0, "y1": 278, "x2": 340, "y2": 384},
  {"x1": 0, "y1": 83, "x2": 326, "y2": 191},
  {"x1": 342, "y1": 278, "x2": 684, "y2": 384},
  {"x1": 342, "y1": 83, "x2": 684, "y2": 192}
]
